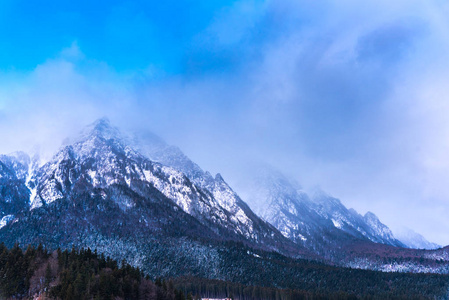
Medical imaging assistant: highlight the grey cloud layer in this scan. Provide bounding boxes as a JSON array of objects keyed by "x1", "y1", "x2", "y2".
[{"x1": 1, "y1": 0, "x2": 449, "y2": 244}]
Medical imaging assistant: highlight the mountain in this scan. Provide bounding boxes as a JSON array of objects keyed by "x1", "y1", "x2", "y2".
[
  {"x1": 113, "y1": 127, "x2": 449, "y2": 272},
  {"x1": 232, "y1": 165, "x2": 449, "y2": 272},
  {"x1": 1, "y1": 118, "x2": 449, "y2": 278},
  {"x1": 0, "y1": 118, "x2": 309, "y2": 278},
  {"x1": 127, "y1": 132, "x2": 402, "y2": 251},
  {"x1": 237, "y1": 165, "x2": 404, "y2": 258},
  {"x1": 128, "y1": 130, "x2": 289, "y2": 251},
  {"x1": 0, "y1": 152, "x2": 30, "y2": 228},
  {"x1": 25, "y1": 118, "x2": 287, "y2": 249},
  {"x1": 394, "y1": 227, "x2": 441, "y2": 250}
]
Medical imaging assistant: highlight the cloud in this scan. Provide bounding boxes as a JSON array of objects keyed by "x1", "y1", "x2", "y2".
[
  {"x1": 1, "y1": 0, "x2": 449, "y2": 244},
  {"x1": 0, "y1": 45, "x2": 134, "y2": 159}
]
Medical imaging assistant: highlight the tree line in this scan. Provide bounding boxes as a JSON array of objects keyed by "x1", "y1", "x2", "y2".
[{"x1": 1, "y1": 243, "x2": 448, "y2": 299}]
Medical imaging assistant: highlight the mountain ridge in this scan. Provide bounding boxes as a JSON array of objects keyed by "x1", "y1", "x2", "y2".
[
  {"x1": 0, "y1": 118, "x2": 447, "y2": 277},
  {"x1": 0, "y1": 119, "x2": 308, "y2": 258}
]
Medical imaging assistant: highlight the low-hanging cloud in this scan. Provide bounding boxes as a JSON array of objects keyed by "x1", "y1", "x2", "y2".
[{"x1": 1, "y1": 0, "x2": 449, "y2": 244}]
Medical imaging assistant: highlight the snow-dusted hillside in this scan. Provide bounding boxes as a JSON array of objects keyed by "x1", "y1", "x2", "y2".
[
  {"x1": 128, "y1": 128, "x2": 297, "y2": 251},
  {"x1": 0, "y1": 118, "x2": 300, "y2": 257},
  {"x1": 394, "y1": 227, "x2": 440, "y2": 250},
  {"x1": 0, "y1": 154, "x2": 30, "y2": 222},
  {"x1": 1, "y1": 118, "x2": 448, "y2": 275},
  {"x1": 237, "y1": 165, "x2": 406, "y2": 258}
]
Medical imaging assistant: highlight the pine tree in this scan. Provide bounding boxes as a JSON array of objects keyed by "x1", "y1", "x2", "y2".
[
  {"x1": 45, "y1": 263, "x2": 52, "y2": 288},
  {"x1": 66, "y1": 283, "x2": 75, "y2": 300}
]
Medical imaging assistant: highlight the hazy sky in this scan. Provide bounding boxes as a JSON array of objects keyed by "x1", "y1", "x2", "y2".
[{"x1": 1, "y1": 0, "x2": 449, "y2": 245}]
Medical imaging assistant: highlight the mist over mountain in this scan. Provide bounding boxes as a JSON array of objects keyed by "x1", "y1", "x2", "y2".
[
  {"x1": 394, "y1": 227, "x2": 441, "y2": 250},
  {"x1": 2, "y1": 1, "x2": 449, "y2": 298},
  {"x1": 2, "y1": 0, "x2": 449, "y2": 246},
  {"x1": 232, "y1": 164, "x2": 406, "y2": 256},
  {"x1": 1, "y1": 118, "x2": 448, "y2": 282}
]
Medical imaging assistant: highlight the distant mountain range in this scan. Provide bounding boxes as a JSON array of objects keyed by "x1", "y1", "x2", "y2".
[
  {"x1": 0, "y1": 118, "x2": 447, "y2": 279},
  {"x1": 393, "y1": 227, "x2": 440, "y2": 250},
  {"x1": 127, "y1": 123, "x2": 438, "y2": 252},
  {"x1": 238, "y1": 165, "x2": 443, "y2": 252}
]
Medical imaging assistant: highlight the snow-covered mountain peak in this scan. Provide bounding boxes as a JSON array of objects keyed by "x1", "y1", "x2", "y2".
[
  {"x1": 215, "y1": 173, "x2": 224, "y2": 182},
  {"x1": 362, "y1": 211, "x2": 398, "y2": 243},
  {"x1": 56, "y1": 118, "x2": 136, "y2": 163},
  {"x1": 393, "y1": 227, "x2": 441, "y2": 250},
  {"x1": 240, "y1": 164, "x2": 405, "y2": 253},
  {"x1": 15, "y1": 120, "x2": 293, "y2": 252},
  {"x1": 76, "y1": 117, "x2": 124, "y2": 144},
  {"x1": 89, "y1": 117, "x2": 114, "y2": 132},
  {"x1": 2, "y1": 118, "x2": 446, "y2": 273},
  {"x1": 364, "y1": 211, "x2": 379, "y2": 222},
  {"x1": 113, "y1": 128, "x2": 292, "y2": 245}
]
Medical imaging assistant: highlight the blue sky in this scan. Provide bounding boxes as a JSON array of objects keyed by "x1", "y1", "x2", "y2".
[
  {"x1": 1, "y1": 0, "x2": 198, "y2": 70},
  {"x1": 0, "y1": 0, "x2": 258, "y2": 74},
  {"x1": 1, "y1": 0, "x2": 449, "y2": 244}
]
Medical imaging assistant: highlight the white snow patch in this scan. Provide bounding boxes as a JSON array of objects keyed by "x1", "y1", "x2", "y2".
[
  {"x1": 332, "y1": 218, "x2": 343, "y2": 229},
  {"x1": 247, "y1": 250, "x2": 262, "y2": 258},
  {"x1": 0, "y1": 215, "x2": 14, "y2": 229},
  {"x1": 40, "y1": 180, "x2": 63, "y2": 204},
  {"x1": 88, "y1": 170, "x2": 99, "y2": 186},
  {"x1": 29, "y1": 187, "x2": 37, "y2": 206},
  {"x1": 30, "y1": 196, "x2": 43, "y2": 210},
  {"x1": 298, "y1": 233, "x2": 307, "y2": 241}
]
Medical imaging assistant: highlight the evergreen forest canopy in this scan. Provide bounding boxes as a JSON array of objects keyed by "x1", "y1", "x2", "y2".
[{"x1": 0, "y1": 243, "x2": 448, "y2": 300}]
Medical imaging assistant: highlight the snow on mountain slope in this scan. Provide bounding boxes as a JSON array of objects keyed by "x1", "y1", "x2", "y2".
[
  {"x1": 0, "y1": 152, "x2": 30, "y2": 181},
  {"x1": 0, "y1": 154, "x2": 30, "y2": 226},
  {"x1": 24, "y1": 118, "x2": 297, "y2": 254},
  {"x1": 31, "y1": 120, "x2": 229, "y2": 223},
  {"x1": 1, "y1": 118, "x2": 448, "y2": 275},
  {"x1": 363, "y1": 211, "x2": 398, "y2": 244},
  {"x1": 394, "y1": 227, "x2": 441, "y2": 250},
  {"x1": 310, "y1": 190, "x2": 403, "y2": 246},
  {"x1": 128, "y1": 128, "x2": 293, "y2": 251},
  {"x1": 238, "y1": 164, "x2": 404, "y2": 257}
]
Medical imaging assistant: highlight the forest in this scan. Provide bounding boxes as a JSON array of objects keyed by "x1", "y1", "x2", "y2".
[{"x1": 0, "y1": 243, "x2": 448, "y2": 300}]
